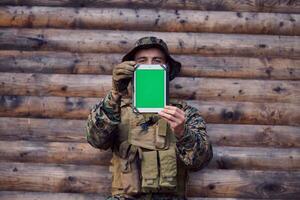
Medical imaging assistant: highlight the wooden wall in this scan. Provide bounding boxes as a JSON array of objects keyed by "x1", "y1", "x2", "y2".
[{"x1": 0, "y1": 0, "x2": 299, "y2": 199}]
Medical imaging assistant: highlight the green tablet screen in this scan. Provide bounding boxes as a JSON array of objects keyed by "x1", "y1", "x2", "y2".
[{"x1": 133, "y1": 65, "x2": 167, "y2": 113}]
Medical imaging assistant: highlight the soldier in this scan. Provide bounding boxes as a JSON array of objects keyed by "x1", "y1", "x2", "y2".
[{"x1": 86, "y1": 37, "x2": 213, "y2": 200}]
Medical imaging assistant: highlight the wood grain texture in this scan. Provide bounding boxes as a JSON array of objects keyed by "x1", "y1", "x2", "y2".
[
  {"x1": 0, "y1": 191, "x2": 283, "y2": 200},
  {"x1": 0, "y1": 141, "x2": 112, "y2": 166},
  {"x1": 0, "y1": 7, "x2": 299, "y2": 35},
  {"x1": 210, "y1": 146, "x2": 300, "y2": 170},
  {"x1": 0, "y1": 29, "x2": 299, "y2": 58},
  {"x1": 0, "y1": 1, "x2": 299, "y2": 200},
  {"x1": 0, "y1": 51, "x2": 299, "y2": 80},
  {"x1": 0, "y1": 141, "x2": 298, "y2": 170},
  {"x1": 1, "y1": 73, "x2": 299, "y2": 103},
  {"x1": 0, "y1": 191, "x2": 105, "y2": 200},
  {"x1": 188, "y1": 169, "x2": 300, "y2": 198},
  {"x1": 0, "y1": 162, "x2": 299, "y2": 198},
  {"x1": 207, "y1": 124, "x2": 300, "y2": 148},
  {"x1": 1, "y1": 96, "x2": 299, "y2": 125},
  {"x1": 1, "y1": 117, "x2": 299, "y2": 148},
  {"x1": 0, "y1": 0, "x2": 299, "y2": 13},
  {"x1": 0, "y1": 117, "x2": 86, "y2": 142},
  {"x1": 0, "y1": 162, "x2": 111, "y2": 194}
]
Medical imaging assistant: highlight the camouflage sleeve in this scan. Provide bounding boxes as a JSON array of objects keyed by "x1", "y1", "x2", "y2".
[
  {"x1": 175, "y1": 105, "x2": 213, "y2": 171},
  {"x1": 85, "y1": 90, "x2": 121, "y2": 150}
]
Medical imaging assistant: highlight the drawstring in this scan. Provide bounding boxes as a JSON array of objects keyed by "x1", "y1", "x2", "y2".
[
  {"x1": 139, "y1": 115, "x2": 160, "y2": 132},
  {"x1": 140, "y1": 116, "x2": 156, "y2": 131}
]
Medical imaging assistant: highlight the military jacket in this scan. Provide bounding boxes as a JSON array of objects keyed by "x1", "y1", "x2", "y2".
[{"x1": 86, "y1": 91, "x2": 213, "y2": 200}]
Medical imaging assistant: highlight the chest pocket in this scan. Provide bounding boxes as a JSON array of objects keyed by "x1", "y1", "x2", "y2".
[{"x1": 128, "y1": 113, "x2": 169, "y2": 150}]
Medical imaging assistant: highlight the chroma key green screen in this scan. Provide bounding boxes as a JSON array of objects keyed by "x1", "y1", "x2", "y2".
[{"x1": 134, "y1": 65, "x2": 167, "y2": 113}]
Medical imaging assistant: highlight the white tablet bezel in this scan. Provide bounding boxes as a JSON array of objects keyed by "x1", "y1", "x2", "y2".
[{"x1": 133, "y1": 64, "x2": 168, "y2": 113}]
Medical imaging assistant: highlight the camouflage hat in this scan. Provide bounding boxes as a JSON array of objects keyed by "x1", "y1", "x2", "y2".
[{"x1": 122, "y1": 36, "x2": 181, "y2": 81}]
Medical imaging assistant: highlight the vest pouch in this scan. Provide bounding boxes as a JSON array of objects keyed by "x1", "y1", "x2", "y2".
[
  {"x1": 155, "y1": 119, "x2": 168, "y2": 150},
  {"x1": 141, "y1": 151, "x2": 159, "y2": 192},
  {"x1": 129, "y1": 114, "x2": 157, "y2": 150},
  {"x1": 110, "y1": 153, "x2": 123, "y2": 195},
  {"x1": 158, "y1": 148, "x2": 177, "y2": 188},
  {"x1": 119, "y1": 156, "x2": 141, "y2": 195}
]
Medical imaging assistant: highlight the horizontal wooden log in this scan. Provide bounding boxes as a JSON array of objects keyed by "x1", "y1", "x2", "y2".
[
  {"x1": 191, "y1": 100, "x2": 300, "y2": 126},
  {"x1": 1, "y1": 73, "x2": 299, "y2": 103},
  {"x1": 0, "y1": 0, "x2": 299, "y2": 13},
  {"x1": 188, "y1": 169, "x2": 300, "y2": 198},
  {"x1": 0, "y1": 141, "x2": 112, "y2": 166},
  {"x1": 210, "y1": 146, "x2": 300, "y2": 170},
  {"x1": 0, "y1": 192, "x2": 270, "y2": 200},
  {"x1": 1, "y1": 96, "x2": 299, "y2": 126},
  {"x1": 0, "y1": 162, "x2": 111, "y2": 194},
  {"x1": 0, "y1": 140, "x2": 299, "y2": 170},
  {"x1": 0, "y1": 117, "x2": 86, "y2": 142},
  {"x1": 207, "y1": 124, "x2": 300, "y2": 148},
  {"x1": 0, "y1": 117, "x2": 299, "y2": 148},
  {"x1": 0, "y1": 7, "x2": 299, "y2": 35},
  {"x1": 0, "y1": 162, "x2": 299, "y2": 198},
  {"x1": 0, "y1": 51, "x2": 299, "y2": 80},
  {"x1": 0, "y1": 191, "x2": 105, "y2": 200},
  {"x1": 0, "y1": 29, "x2": 299, "y2": 58}
]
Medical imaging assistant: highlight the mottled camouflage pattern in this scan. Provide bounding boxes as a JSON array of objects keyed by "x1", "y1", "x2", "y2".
[
  {"x1": 122, "y1": 36, "x2": 181, "y2": 81},
  {"x1": 134, "y1": 37, "x2": 169, "y2": 53},
  {"x1": 124, "y1": 37, "x2": 169, "y2": 58},
  {"x1": 86, "y1": 91, "x2": 213, "y2": 199},
  {"x1": 86, "y1": 91, "x2": 120, "y2": 150},
  {"x1": 174, "y1": 103, "x2": 213, "y2": 171}
]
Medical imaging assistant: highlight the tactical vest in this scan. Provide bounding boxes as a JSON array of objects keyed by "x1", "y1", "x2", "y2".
[{"x1": 109, "y1": 98, "x2": 188, "y2": 198}]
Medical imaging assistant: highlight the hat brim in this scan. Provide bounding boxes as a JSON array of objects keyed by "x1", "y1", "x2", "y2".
[{"x1": 122, "y1": 44, "x2": 181, "y2": 81}]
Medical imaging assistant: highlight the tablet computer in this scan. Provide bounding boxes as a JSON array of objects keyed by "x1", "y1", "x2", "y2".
[{"x1": 132, "y1": 64, "x2": 169, "y2": 113}]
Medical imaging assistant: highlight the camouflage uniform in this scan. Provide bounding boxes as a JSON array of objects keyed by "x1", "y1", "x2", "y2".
[{"x1": 86, "y1": 37, "x2": 213, "y2": 200}]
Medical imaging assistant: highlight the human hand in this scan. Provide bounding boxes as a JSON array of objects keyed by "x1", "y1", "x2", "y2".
[
  {"x1": 112, "y1": 61, "x2": 136, "y2": 94},
  {"x1": 158, "y1": 105, "x2": 185, "y2": 139}
]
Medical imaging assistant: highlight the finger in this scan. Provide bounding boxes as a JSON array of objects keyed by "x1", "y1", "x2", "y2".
[
  {"x1": 159, "y1": 110, "x2": 179, "y2": 123},
  {"x1": 115, "y1": 64, "x2": 135, "y2": 71},
  {"x1": 115, "y1": 69, "x2": 134, "y2": 75},
  {"x1": 165, "y1": 106, "x2": 185, "y2": 116},
  {"x1": 164, "y1": 106, "x2": 185, "y2": 120},
  {"x1": 161, "y1": 111, "x2": 185, "y2": 127},
  {"x1": 160, "y1": 115, "x2": 178, "y2": 130},
  {"x1": 162, "y1": 108, "x2": 185, "y2": 122},
  {"x1": 122, "y1": 61, "x2": 136, "y2": 66},
  {"x1": 160, "y1": 114, "x2": 184, "y2": 134},
  {"x1": 114, "y1": 74, "x2": 132, "y2": 81}
]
